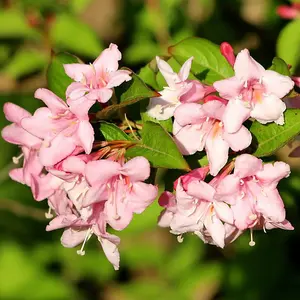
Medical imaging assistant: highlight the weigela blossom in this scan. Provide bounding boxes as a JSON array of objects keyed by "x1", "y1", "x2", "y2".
[
  {"x1": 173, "y1": 100, "x2": 252, "y2": 175},
  {"x1": 158, "y1": 167, "x2": 241, "y2": 248},
  {"x1": 64, "y1": 43, "x2": 131, "y2": 108},
  {"x1": 213, "y1": 49, "x2": 294, "y2": 133},
  {"x1": 215, "y1": 154, "x2": 293, "y2": 233},
  {"x1": 159, "y1": 155, "x2": 293, "y2": 248},
  {"x1": 83, "y1": 157, "x2": 158, "y2": 230},
  {"x1": 21, "y1": 88, "x2": 95, "y2": 167},
  {"x1": 147, "y1": 56, "x2": 214, "y2": 120},
  {"x1": 1, "y1": 41, "x2": 296, "y2": 270}
]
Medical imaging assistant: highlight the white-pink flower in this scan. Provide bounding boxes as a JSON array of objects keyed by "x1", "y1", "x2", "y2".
[
  {"x1": 83, "y1": 157, "x2": 158, "y2": 231},
  {"x1": 147, "y1": 56, "x2": 214, "y2": 120},
  {"x1": 213, "y1": 49, "x2": 294, "y2": 133},
  {"x1": 21, "y1": 88, "x2": 95, "y2": 167},
  {"x1": 215, "y1": 154, "x2": 293, "y2": 233},
  {"x1": 64, "y1": 43, "x2": 131, "y2": 110},
  {"x1": 173, "y1": 100, "x2": 252, "y2": 175}
]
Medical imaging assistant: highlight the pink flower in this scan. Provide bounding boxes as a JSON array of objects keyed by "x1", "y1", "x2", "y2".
[
  {"x1": 173, "y1": 100, "x2": 252, "y2": 175},
  {"x1": 147, "y1": 56, "x2": 214, "y2": 120},
  {"x1": 84, "y1": 157, "x2": 158, "y2": 230},
  {"x1": 1, "y1": 103, "x2": 46, "y2": 192},
  {"x1": 220, "y1": 42, "x2": 236, "y2": 67},
  {"x1": 46, "y1": 196, "x2": 120, "y2": 270},
  {"x1": 277, "y1": 4, "x2": 300, "y2": 19},
  {"x1": 213, "y1": 49, "x2": 294, "y2": 133},
  {"x1": 215, "y1": 154, "x2": 293, "y2": 233},
  {"x1": 64, "y1": 43, "x2": 131, "y2": 108},
  {"x1": 21, "y1": 88, "x2": 95, "y2": 167},
  {"x1": 158, "y1": 168, "x2": 235, "y2": 248}
]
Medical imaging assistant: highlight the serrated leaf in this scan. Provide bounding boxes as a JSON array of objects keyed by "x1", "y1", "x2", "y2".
[
  {"x1": 250, "y1": 109, "x2": 300, "y2": 157},
  {"x1": 277, "y1": 19, "x2": 300, "y2": 73},
  {"x1": 126, "y1": 121, "x2": 190, "y2": 170},
  {"x1": 169, "y1": 37, "x2": 234, "y2": 84},
  {"x1": 96, "y1": 72, "x2": 160, "y2": 120},
  {"x1": 99, "y1": 122, "x2": 132, "y2": 141},
  {"x1": 47, "y1": 52, "x2": 80, "y2": 99},
  {"x1": 268, "y1": 57, "x2": 290, "y2": 76},
  {"x1": 50, "y1": 14, "x2": 102, "y2": 57}
]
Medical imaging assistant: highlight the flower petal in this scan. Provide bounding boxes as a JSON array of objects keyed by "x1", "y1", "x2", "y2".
[
  {"x1": 234, "y1": 154, "x2": 263, "y2": 178},
  {"x1": 77, "y1": 120, "x2": 94, "y2": 154},
  {"x1": 63, "y1": 63, "x2": 92, "y2": 82},
  {"x1": 3, "y1": 102, "x2": 31, "y2": 124},
  {"x1": 263, "y1": 70, "x2": 294, "y2": 98},
  {"x1": 34, "y1": 88, "x2": 67, "y2": 113},
  {"x1": 222, "y1": 99, "x2": 251, "y2": 133},
  {"x1": 205, "y1": 131, "x2": 229, "y2": 176},
  {"x1": 223, "y1": 125, "x2": 252, "y2": 152},
  {"x1": 121, "y1": 157, "x2": 150, "y2": 182},
  {"x1": 234, "y1": 49, "x2": 265, "y2": 81},
  {"x1": 85, "y1": 160, "x2": 120, "y2": 185},
  {"x1": 178, "y1": 57, "x2": 193, "y2": 81},
  {"x1": 250, "y1": 94, "x2": 286, "y2": 125}
]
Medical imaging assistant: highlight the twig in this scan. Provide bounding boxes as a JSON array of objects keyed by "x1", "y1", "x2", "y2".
[{"x1": 0, "y1": 198, "x2": 46, "y2": 221}]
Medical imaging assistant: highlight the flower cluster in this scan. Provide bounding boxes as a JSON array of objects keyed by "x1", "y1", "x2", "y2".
[
  {"x1": 1, "y1": 40, "x2": 295, "y2": 269},
  {"x1": 1, "y1": 44, "x2": 157, "y2": 270},
  {"x1": 148, "y1": 42, "x2": 294, "y2": 247},
  {"x1": 158, "y1": 154, "x2": 293, "y2": 248}
]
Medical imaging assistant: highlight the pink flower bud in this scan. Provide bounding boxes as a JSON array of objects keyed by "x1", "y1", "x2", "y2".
[
  {"x1": 220, "y1": 42, "x2": 236, "y2": 67},
  {"x1": 277, "y1": 5, "x2": 299, "y2": 19}
]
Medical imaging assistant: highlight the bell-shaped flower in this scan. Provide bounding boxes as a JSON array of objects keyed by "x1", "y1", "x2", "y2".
[
  {"x1": 84, "y1": 157, "x2": 158, "y2": 231},
  {"x1": 213, "y1": 49, "x2": 294, "y2": 133},
  {"x1": 147, "y1": 56, "x2": 214, "y2": 120},
  {"x1": 21, "y1": 88, "x2": 95, "y2": 167},
  {"x1": 46, "y1": 197, "x2": 121, "y2": 270},
  {"x1": 64, "y1": 43, "x2": 131, "y2": 108},
  {"x1": 158, "y1": 171, "x2": 234, "y2": 248},
  {"x1": 173, "y1": 100, "x2": 252, "y2": 175},
  {"x1": 215, "y1": 154, "x2": 292, "y2": 232}
]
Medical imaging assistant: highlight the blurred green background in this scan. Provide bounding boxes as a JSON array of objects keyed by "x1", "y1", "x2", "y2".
[{"x1": 1, "y1": 0, "x2": 300, "y2": 299}]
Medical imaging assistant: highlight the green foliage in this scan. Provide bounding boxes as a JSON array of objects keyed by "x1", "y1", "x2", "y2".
[
  {"x1": 47, "y1": 52, "x2": 80, "y2": 99},
  {"x1": 268, "y1": 57, "x2": 291, "y2": 76},
  {"x1": 99, "y1": 122, "x2": 132, "y2": 141},
  {"x1": 250, "y1": 109, "x2": 300, "y2": 157},
  {"x1": 3, "y1": 49, "x2": 47, "y2": 79},
  {"x1": 0, "y1": 9, "x2": 40, "y2": 39},
  {"x1": 126, "y1": 121, "x2": 190, "y2": 170},
  {"x1": 277, "y1": 19, "x2": 300, "y2": 73},
  {"x1": 169, "y1": 37, "x2": 234, "y2": 84},
  {"x1": 50, "y1": 14, "x2": 103, "y2": 58}
]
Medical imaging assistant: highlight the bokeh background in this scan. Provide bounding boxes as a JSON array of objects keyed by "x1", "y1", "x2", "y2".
[{"x1": 1, "y1": 0, "x2": 300, "y2": 299}]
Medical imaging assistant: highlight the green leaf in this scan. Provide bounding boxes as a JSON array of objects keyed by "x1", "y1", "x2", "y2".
[
  {"x1": 50, "y1": 14, "x2": 102, "y2": 57},
  {"x1": 169, "y1": 37, "x2": 234, "y2": 84},
  {"x1": 47, "y1": 52, "x2": 80, "y2": 99},
  {"x1": 99, "y1": 122, "x2": 132, "y2": 141},
  {"x1": 96, "y1": 72, "x2": 159, "y2": 119},
  {"x1": 277, "y1": 19, "x2": 300, "y2": 73},
  {"x1": 126, "y1": 121, "x2": 190, "y2": 170},
  {"x1": 3, "y1": 49, "x2": 47, "y2": 79},
  {"x1": 0, "y1": 10, "x2": 40, "y2": 39},
  {"x1": 268, "y1": 57, "x2": 291, "y2": 76},
  {"x1": 138, "y1": 59, "x2": 160, "y2": 90},
  {"x1": 249, "y1": 109, "x2": 300, "y2": 157}
]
